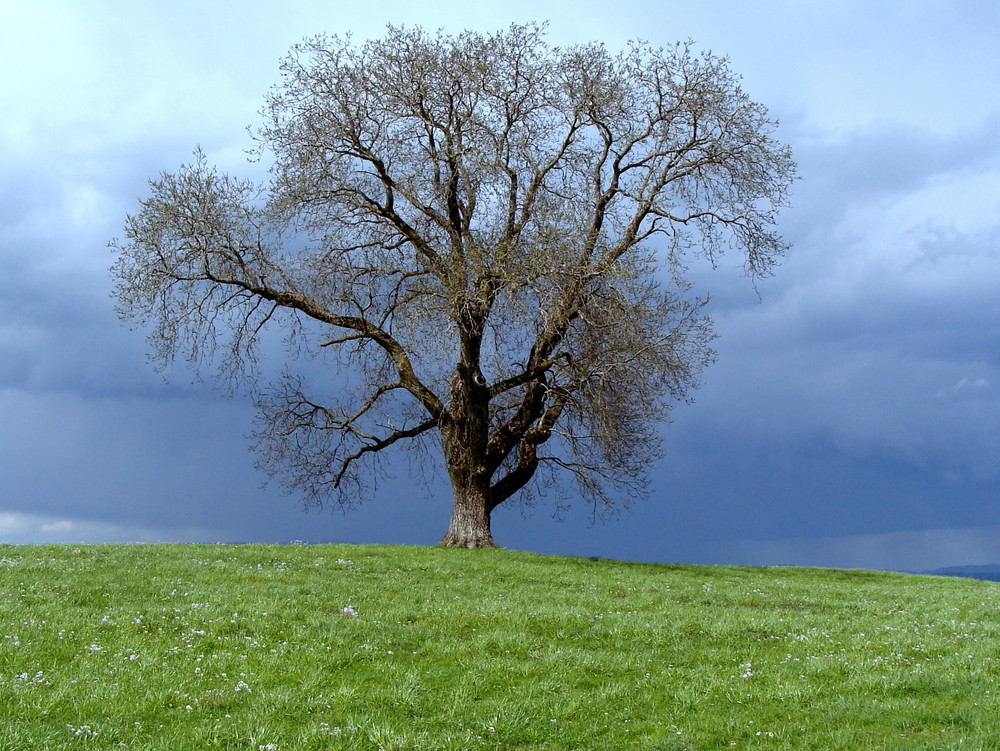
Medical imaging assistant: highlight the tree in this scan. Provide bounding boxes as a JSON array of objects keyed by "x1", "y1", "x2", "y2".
[{"x1": 111, "y1": 24, "x2": 795, "y2": 548}]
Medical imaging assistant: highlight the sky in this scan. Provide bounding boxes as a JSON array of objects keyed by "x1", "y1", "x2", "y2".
[{"x1": 2, "y1": 0, "x2": 999, "y2": 572}]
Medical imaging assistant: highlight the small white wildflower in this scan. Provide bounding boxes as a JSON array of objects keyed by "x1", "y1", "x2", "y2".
[
  {"x1": 17, "y1": 671, "x2": 49, "y2": 685},
  {"x1": 342, "y1": 605, "x2": 359, "y2": 617},
  {"x1": 234, "y1": 680, "x2": 251, "y2": 692},
  {"x1": 67, "y1": 724, "x2": 99, "y2": 737}
]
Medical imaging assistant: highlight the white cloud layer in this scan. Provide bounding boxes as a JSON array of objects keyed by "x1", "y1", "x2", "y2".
[{"x1": 0, "y1": 511, "x2": 225, "y2": 545}]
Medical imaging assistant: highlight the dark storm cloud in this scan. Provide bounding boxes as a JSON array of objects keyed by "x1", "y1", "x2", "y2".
[
  {"x1": 682, "y1": 96, "x2": 1000, "y2": 487},
  {"x1": 699, "y1": 287, "x2": 1000, "y2": 486}
]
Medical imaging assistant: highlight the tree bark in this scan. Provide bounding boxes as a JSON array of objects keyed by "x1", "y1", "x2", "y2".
[
  {"x1": 437, "y1": 377, "x2": 499, "y2": 548},
  {"x1": 438, "y1": 481, "x2": 499, "y2": 548},
  {"x1": 433, "y1": 305, "x2": 502, "y2": 548}
]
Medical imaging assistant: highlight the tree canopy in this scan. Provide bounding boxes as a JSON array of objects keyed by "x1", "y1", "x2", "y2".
[{"x1": 112, "y1": 24, "x2": 795, "y2": 547}]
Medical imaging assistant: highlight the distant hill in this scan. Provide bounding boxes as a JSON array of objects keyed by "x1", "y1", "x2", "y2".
[{"x1": 921, "y1": 564, "x2": 1000, "y2": 582}]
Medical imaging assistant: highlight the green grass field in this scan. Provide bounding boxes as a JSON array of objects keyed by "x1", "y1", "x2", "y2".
[{"x1": 1, "y1": 543, "x2": 998, "y2": 749}]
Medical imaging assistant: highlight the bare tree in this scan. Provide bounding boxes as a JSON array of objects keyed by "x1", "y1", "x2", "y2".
[{"x1": 111, "y1": 24, "x2": 795, "y2": 548}]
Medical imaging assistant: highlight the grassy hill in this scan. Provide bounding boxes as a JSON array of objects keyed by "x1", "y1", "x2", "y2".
[{"x1": 1, "y1": 544, "x2": 998, "y2": 750}]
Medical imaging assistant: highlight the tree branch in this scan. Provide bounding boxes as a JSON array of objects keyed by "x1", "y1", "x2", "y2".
[{"x1": 333, "y1": 417, "x2": 440, "y2": 487}]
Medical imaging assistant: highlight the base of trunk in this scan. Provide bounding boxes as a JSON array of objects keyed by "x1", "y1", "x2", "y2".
[
  {"x1": 437, "y1": 497, "x2": 500, "y2": 548},
  {"x1": 437, "y1": 529, "x2": 500, "y2": 549}
]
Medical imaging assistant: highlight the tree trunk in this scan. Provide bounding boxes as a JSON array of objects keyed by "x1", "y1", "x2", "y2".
[
  {"x1": 438, "y1": 482, "x2": 499, "y2": 548},
  {"x1": 437, "y1": 348, "x2": 499, "y2": 548}
]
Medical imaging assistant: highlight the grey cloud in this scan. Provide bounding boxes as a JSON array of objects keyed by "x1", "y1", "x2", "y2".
[
  {"x1": 782, "y1": 117, "x2": 1000, "y2": 243},
  {"x1": 678, "y1": 115, "x2": 1000, "y2": 487},
  {"x1": 0, "y1": 378, "x2": 448, "y2": 541},
  {"x1": 694, "y1": 328, "x2": 1000, "y2": 485},
  {"x1": 0, "y1": 389, "x2": 263, "y2": 525},
  {"x1": 730, "y1": 524, "x2": 1000, "y2": 572}
]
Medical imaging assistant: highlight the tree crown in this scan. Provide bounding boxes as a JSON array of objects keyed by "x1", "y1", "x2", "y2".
[{"x1": 112, "y1": 24, "x2": 795, "y2": 530}]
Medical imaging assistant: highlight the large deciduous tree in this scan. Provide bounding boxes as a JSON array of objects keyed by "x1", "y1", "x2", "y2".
[{"x1": 112, "y1": 24, "x2": 795, "y2": 548}]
